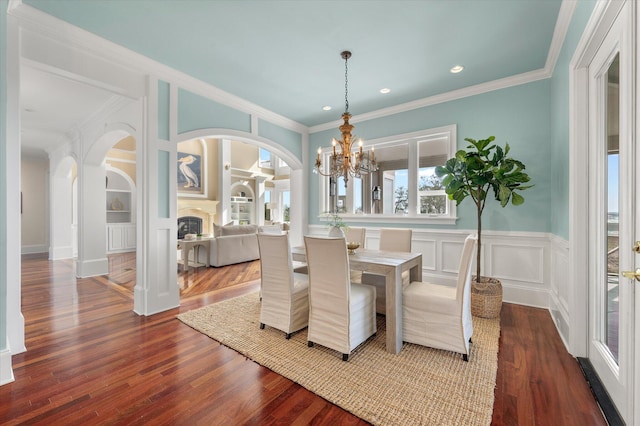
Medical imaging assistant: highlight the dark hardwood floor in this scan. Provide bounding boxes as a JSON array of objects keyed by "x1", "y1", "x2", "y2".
[{"x1": 1, "y1": 253, "x2": 606, "y2": 425}]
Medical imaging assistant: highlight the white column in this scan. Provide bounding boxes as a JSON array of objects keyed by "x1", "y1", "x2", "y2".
[
  {"x1": 218, "y1": 139, "x2": 231, "y2": 225},
  {"x1": 289, "y1": 169, "x2": 304, "y2": 246},
  {"x1": 5, "y1": 13, "x2": 25, "y2": 361},
  {"x1": 134, "y1": 77, "x2": 179, "y2": 315},
  {"x1": 49, "y1": 154, "x2": 74, "y2": 260},
  {"x1": 75, "y1": 161, "x2": 108, "y2": 277},
  {"x1": 255, "y1": 176, "x2": 267, "y2": 226}
]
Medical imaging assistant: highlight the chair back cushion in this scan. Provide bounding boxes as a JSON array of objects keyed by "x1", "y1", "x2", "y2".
[
  {"x1": 379, "y1": 228, "x2": 412, "y2": 252},
  {"x1": 258, "y1": 233, "x2": 294, "y2": 297},
  {"x1": 304, "y1": 236, "x2": 350, "y2": 330},
  {"x1": 344, "y1": 227, "x2": 366, "y2": 247},
  {"x1": 456, "y1": 234, "x2": 478, "y2": 301}
]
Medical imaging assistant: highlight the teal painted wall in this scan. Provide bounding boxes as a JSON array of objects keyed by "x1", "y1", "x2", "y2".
[
  {"x1": 549, "y1": 0, "x2": 597, "y2": 240},
  {"x1": 157, "y1": 80, "x2": 170, "y2": 141},
  {"x1": 309, "y1": 80, "x2": 552, "y2": 232},
  {"x1": 177, "y1": 89, "x2": 251, "y2": 135},
  {"x1": 1, "y1": 0, "x2": 8, "y2": 352},
  {"x1": 258, "y1": 119, "x2": 302, "y2": 161}
]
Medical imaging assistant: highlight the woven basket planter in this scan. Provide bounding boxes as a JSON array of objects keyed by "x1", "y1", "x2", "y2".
[{"x1": 471, "y1": 276, "x2": 502, "y2": 319}]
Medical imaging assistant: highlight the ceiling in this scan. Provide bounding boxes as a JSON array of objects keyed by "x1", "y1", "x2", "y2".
[{"x1": 19, "y1": 0, "x2": 565, "y2": 156}]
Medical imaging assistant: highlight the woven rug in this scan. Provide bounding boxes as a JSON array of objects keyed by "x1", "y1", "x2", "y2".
[{"x1": 177, "y1": 292, "x2": 500, "y2": 425}]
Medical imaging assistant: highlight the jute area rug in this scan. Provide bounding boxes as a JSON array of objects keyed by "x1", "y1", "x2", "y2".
[{"x1": 177, "y1": 292, "x2": 500, "y2": 426}]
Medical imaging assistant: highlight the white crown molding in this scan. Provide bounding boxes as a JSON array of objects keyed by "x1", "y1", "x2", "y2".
[
  {"x1": 10, "y1": 0, "x2": 576, "y2": 139},
  {"x1": 309, "y1": 68, "x2": 550, "y2": 134},
  {"x1": 544, "y1": 0, "x2": 578, "y2": 74},
  {"x1": 309, "y1": 0, "x2": 577, "y2": 135},
  {"x1": 8, "y1": 1, "x2": 308, "y2": 135}
]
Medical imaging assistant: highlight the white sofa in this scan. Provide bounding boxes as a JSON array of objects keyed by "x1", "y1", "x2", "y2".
[{"x1": 208, "y1": 224, "x2": 260, "y2": 267}]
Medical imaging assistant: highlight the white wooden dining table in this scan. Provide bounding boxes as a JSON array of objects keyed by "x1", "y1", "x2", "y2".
[{"x1": 291, "y1": 245, "x2": 422, "y2": 354}]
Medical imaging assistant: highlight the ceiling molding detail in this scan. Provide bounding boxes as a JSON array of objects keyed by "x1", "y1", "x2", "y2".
[{"x1": 9, "y1": 0, "x2": 308, "y2": 134}]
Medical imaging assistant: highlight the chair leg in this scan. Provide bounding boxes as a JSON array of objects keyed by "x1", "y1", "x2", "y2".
[
  {"x1": 285, "y1": 333, "x2": 292, "y2": 340},
  {"x1": 260, "y1": 323, "x2": 265, "y2": 330},
  {"x1": 342, "y1": 353, "x2": 349, "y2": 361},
  {"x1": 308, "y1": 341, "x2": 314, "y2": 347},
  {"x1": 463, "y1": 354, "x2": 469, "y2": 362}
]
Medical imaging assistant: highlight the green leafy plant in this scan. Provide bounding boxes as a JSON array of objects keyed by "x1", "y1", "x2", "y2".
[
  {"x1": 323, "y1": 211, "x2": 347, "y2": 230},
  {"x1": 435, "y1": 136, "x2": 533, "y2": 280}
]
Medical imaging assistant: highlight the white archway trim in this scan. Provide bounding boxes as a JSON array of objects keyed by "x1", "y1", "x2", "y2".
[
  {"x1": 176, "y1": 128, "x2": 303, "y2": 171},
  {"x1": 85, "y1": 126, "x2": 134, "y2": 166}
]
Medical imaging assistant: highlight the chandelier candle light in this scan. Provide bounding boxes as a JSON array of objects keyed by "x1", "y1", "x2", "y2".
[{"x1": 315, "y1": 51, "x2": 378, "y2": 187}]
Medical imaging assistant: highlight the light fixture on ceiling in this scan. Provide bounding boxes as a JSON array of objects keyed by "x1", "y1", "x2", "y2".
[
  {"x1": 379, "y1": 88, "x2": 391, "y2": 94},
  {"x1": 322, "y1": 105, "x2": 332, "y2": 111},
  {"x1": 314, "y1": 50, "x2": 377, "y2": 187},
  {"x1": 450, "y1": 65, "x2": 464, "y2": 74}
]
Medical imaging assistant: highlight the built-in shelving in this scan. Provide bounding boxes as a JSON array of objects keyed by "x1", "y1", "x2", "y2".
[
  {"x1": 106, "y1": 169, "x2": 136, "y2": 252},
  {"x1": 230, "y1": 196, "x2": 253, "y2": 225}
]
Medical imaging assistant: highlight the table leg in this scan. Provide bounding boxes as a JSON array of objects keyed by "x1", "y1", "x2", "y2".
[{"x1": 385, "y1": 266, "x2": 403, "y2": 354}]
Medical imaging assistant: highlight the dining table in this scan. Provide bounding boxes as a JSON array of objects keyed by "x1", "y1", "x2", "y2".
[{"x1": 291, "y1": 245, "x2": 422, "y2": 354}]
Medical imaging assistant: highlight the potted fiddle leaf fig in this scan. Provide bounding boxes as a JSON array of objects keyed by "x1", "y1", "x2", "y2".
[{"x1": 435, "y1": 136, "x2": 533, "y2": 318}]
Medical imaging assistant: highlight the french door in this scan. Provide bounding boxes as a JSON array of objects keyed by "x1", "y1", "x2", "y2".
[{"x1": 587, "y1": 1, "x2": 635, "y2": 422}]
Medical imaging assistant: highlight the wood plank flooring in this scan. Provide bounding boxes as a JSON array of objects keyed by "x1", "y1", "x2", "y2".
[{"x1": 1, "y1": 253, "x2": 606, "y2": 425}]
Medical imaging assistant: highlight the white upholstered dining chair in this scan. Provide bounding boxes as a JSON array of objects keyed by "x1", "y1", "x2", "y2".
[
  {"x1": 257, "y1": 233, "x2": 309, "y2": 339},
  {"x1": 402, "y1": 234, "x2": 477, "y2": 361},
  {"x1": 304, "y1": 236, "x2": 377, "y2": 361},
  {"x1": 344, "y1": 227, "x2": 366, "y2": 247},
  {"x1": 361, "y1": 228, "x2": 412, "y2": 314},
  {"x1": 344, "y1": 227, "x2": 366, "y2": 282}
]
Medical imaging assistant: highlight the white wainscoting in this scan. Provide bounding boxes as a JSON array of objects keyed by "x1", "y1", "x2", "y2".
[
  {"x1": 308, "y1": 225, "x2": 552, "y2": 309},
  {"x1": 548, "y1": 234, "x2": 571, "y2": 348}
]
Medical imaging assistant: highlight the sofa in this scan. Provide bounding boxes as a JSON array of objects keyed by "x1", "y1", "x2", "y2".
[{"x1": 208, "y1": 224, "x2": 260, "y2": 267}]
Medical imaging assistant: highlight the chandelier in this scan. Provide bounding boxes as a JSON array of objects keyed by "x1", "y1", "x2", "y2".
[{"x1": 314, "y1": 51, "x2": 377, "y2": 187}]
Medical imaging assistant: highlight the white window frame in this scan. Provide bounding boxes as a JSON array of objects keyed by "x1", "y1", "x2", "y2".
[{"x1": 318, "y1": 124, "x2": 457, "y2": 225}]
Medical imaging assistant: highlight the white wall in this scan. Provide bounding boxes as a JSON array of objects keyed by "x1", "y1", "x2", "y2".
[{"x1": 21, "y1": 155, "x2": 48, "y2": 254}]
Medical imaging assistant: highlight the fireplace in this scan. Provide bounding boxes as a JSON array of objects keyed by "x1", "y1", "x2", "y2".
[{"x1": 177, "y1": 216, "x2": 202, "y2": 240}]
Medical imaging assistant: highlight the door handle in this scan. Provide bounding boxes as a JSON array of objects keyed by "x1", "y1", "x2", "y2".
[{"x1": 621, "y1": 268, "x2": 640, "y2": 282}]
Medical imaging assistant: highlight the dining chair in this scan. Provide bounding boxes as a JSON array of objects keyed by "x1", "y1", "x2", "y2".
[
  {"x1": 344, "y1": 227, "x2": 366, "y2": 282},
  {"x1": 402, "y1": 234, "x2": 477, "y2": 361},
  {"x1": 344, "y1": 226, "x2": 366, "y2": 247},
  {"x1": 304, "y1": 236, "x2": 377, "y2": 361},
  {"x1": 361, "y1": 228, "x2": 412, "y2": 314},
  {"x1": 257, "y1": 233, "x2": 309, "y2": 339}
]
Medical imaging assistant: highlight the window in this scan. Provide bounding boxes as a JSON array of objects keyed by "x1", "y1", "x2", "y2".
[
  {"x1": 259, "y1": 148, "x2": 273, "y2": 168},
  {"x1": 318, "y1": 125, "x2": 457, "y2": 224},
  {"x1": 282, "y1": 191, "x2": 290, "y2": 222},
  {"x1": 418, "y1": 138, "x2": 449, "y2": 215},
  {"x1": 264, "y1": 190, "x2": 272, "y2": 221}
]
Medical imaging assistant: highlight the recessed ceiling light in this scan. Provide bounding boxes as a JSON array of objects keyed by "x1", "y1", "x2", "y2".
[
  {"x1": 379, "y1": 88, "x2": 391, "y2": 94},
  {"x1": 322, "y1": 105, "x2": 332, "y2": 111},
  {"x1": 450, "y1": 65, "x2": 464, "y2": 74}
]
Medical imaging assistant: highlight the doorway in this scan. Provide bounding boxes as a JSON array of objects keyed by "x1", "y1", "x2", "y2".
[{"x1": 583, "y1": 1, "x2": 636, "y2": 423}]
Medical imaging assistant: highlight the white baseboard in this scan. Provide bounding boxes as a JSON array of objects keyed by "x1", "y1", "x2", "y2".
[
  {"x1": 0, "y1": 348, "x2": 15, "y2": 386},
  {"x1": 21, "y1": 244, "x2": 48, "y2": 254},
  {"x1": 49, "y1": 245, "x2": 75, "y2": 260},
  {"x1": 75, "y1": 257, "x2": 109, "y2": 278}
]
